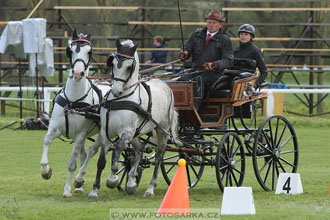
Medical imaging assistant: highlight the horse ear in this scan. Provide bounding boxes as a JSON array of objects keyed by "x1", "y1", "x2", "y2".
[
  {"x1": 116, "y1": 38, "x2": 122, "y2": 50},
  {"x1": 130, "y1": 42, "x2": 139, "y2": 54},
  {"x1": 66, "y1": 46, "x2": 72, "y2": 59},
  {"x1": 107, "y1": 55, "x2": 114, "y2": 68},
  {"x1": 73, "y1": 28, "x2": 78, "y2": 40},
  {"x1": 86, "y1": 30, "x2": 92, "y2": 42}
]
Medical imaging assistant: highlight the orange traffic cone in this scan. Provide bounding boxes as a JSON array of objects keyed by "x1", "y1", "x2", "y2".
[
  {"x1": 328, "y1": 174, "x2": 330, "y2": 195},
  {"x1": 157, "y1": 159, "x2": 190, "y2": 216}
]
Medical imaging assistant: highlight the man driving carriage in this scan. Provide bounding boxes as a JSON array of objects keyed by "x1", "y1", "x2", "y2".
[{"x1": 178, "y1": 9, "x2": 234, "y2": 109}]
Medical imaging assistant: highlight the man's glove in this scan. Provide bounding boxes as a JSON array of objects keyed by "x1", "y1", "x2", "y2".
[
  {"x1": 203, "y1": 62, "x2": 215, "y2": 71},
  {"x1": 179, "y1": 51, "x2": 189, "y2": 61}
]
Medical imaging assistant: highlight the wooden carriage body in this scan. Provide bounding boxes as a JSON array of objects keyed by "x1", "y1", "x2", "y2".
[{"x1": 167, "y1": 75, "x2": 267, "y2": 128}]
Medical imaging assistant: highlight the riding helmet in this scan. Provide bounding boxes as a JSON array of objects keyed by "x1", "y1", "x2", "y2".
[{"x1": 238, "y1": 24, "x2": 255, "y2": 38}]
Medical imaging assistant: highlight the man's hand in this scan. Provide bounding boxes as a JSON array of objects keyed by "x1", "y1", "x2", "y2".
[
  {"x1": 179, "y1": 51, "x2": 189, "y2": 61},
  {"x1": 203, "y1": 62, "x2": 215, "y2": 71}
]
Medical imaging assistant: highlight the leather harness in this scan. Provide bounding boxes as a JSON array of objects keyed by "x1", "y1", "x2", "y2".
[{"x1": 54, "y1": 78, "x2": 102, "y2": 139}]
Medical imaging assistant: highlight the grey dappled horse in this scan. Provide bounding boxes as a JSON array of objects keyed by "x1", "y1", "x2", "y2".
[
  {"x1": 75, "y1": 39, "x2": 180, "y2": 199},
  {"x1": 40, "y1": 29, "x2": 109, "y2": 198}
]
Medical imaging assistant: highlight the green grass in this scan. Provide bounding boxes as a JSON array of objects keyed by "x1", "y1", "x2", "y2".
[
  {"x1": 1, "y1": 70, "x2": 330, "y2": 219},
  {"x1": 0, "y1": 113, "x2": 330, "y2": 219}
]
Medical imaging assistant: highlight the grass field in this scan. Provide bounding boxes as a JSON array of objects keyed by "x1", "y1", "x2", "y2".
[
  {"x1": 1, "y1": 71, "x2": 330, "y2": 219},
  {"x1": 0, "y1": 113, "x2": 330, "y2": 220}
]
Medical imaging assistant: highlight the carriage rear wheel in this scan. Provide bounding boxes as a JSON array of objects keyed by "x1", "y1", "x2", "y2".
[
  {"x1": 116, "y1": 148, "x2": 143, "y2": 191},
  {"x1": 252, "y1": 115, "x2": 299, "y2": 191},
  {"x1": 215, "y1": 132, "x2": 245, "y2": 192},
  {"x1": 161, "y1": 144, "x2": 205, "y2": 189}
]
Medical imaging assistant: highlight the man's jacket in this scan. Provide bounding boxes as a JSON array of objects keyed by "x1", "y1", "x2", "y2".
[{"x1": 183, "y1": 27, "x2": 234, "y2": 72}]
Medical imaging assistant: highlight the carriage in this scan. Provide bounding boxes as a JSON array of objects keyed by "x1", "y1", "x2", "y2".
[
  {"x1": 114, "y1": 66, "x2": 299, "y2": 193},
  {"x1": 42, "y1": 33, "x2": 298, "y2": 198}
]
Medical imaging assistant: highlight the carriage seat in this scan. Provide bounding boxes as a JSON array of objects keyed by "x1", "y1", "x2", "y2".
[
  {"x1": 209, "y1": 71, "x2": 256, "y2": 98},
  {"x1": 208, "y1": 58, "x2": 257, "y2": 98}
]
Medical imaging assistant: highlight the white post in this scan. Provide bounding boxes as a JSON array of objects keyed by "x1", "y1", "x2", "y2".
[
  {"x1": 266, "y1": 91, "x2": 274, "y2": 117},
  {"x1": 43, "y1": 87, "x2": 50, "y2": 114}
]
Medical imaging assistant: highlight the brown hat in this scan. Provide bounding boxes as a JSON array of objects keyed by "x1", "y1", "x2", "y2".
[{"x1": 205, "y1": 10, "x2": 225, "y2": 22}]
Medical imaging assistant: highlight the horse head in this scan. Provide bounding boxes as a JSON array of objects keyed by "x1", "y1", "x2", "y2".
[
  {"x1": 108, "y1": 38, "x2": 139, "y2": 97},
  {"x1": 66, "y1": 28, "x2": 92, "y2": 81}
]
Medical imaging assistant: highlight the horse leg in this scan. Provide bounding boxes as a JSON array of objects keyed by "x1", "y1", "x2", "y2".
[
  {"x1": 75, "y1": 135, "x2": 101, "y2": 189},
  {"x1": 40, "y1": 126, "x2": 61, "y2": 180},
  {"x1": 144, "y1": 131, "x2": 167, "y2": 197},
  {"x1": 106, "y1": 133, "x2": 129, "y2": 189},
  {"x1": 87, "y1": 143, "x2": 108, "y2": 200},
  {"x1": 73, "y1": 142, "x2": 87, "y2": 193},
  {"x1": 63, "y1": 138, "x2": 84, "y2": 198},
  {"x1": 126, "y1": 138, "x2": 144, "y2": 195}
]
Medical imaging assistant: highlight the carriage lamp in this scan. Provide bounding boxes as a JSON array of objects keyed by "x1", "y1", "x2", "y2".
[{"x1": 243, "y1": 82, "x2": 255, "y2": 98}]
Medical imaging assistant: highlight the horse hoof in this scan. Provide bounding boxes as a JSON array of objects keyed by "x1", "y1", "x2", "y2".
[
  {"x1": 88, "y1": 191, "x2": 98, "y2": 200},
  {"x1": 106, "y1": 178, "x2": 118, "y2": 189},
  {"x1": 74, "y1": 186, "x2": 84, "y2": 193},
  {"x1": 74, "y1": 180, "x2": 84, "y2": 189},
  {"x1": 144, "y1": 191, "x2": 154, "y2": 198},
  {"x1": 126, "y1": 185, "x2": 137, "y2": 195},
  {"x1": 41, "y1": 168, "x2": 52, "y2": 180},
  {"x1": 63, "y1": 192, "x2": 72, "y2": 199}
]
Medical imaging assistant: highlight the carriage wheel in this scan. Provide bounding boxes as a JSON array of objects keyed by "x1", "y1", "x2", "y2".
[
  {"x1": 230, "y1": 100, "x2": 260, "y2": 130},
  {"x1": 240, "y1": 100, "x2": 259, "y2": 129},
  {"x1": 252, "y1": 115, "x2": 299, "y2": 191},
  {"x1": 116, "y1": 148, "x2": 143, "y2": 191},
  {"x1": 161, "y1": 145, "x2": 205, "y2": 188},
  {"x1": 215, "y1": 132, "x2": 245, "y2": 192}
]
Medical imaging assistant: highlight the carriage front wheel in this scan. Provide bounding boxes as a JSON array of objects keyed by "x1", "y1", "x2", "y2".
[
  {"x1": 116, "y1": 148, "x2": 143, "y2": 192},
  {"x1": 161, "y1": 147, "x2": 205, "y2": 189},
  {"x1": 215, "y1": 132, "x2": 245, "y2": 192},
  {"x1": 252, "y1": 115, "x2": 299, "y2": 191}
]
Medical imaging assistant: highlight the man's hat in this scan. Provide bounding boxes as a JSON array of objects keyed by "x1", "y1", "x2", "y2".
[{"x1": 205, "y1": 10, "x2": 225, "y2": 22}]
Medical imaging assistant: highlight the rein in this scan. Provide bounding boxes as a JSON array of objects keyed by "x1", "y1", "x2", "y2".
[
  {"x1": 139, "y1": 59, "x2": 181, "y2": 75},
  {"x1": 124, "y1": 69, "x2": 203, "y2": 90}
]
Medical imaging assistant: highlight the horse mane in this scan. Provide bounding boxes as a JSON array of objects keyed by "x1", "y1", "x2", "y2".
[
  {"x1": 120, "y1": 39, "x2": 139, "y2": 63},
  {"x1": 121, "y1": 39, "x2": 134, "y2": 47}
]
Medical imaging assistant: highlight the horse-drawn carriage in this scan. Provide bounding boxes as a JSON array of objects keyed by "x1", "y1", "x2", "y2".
[
  {"x1": 115, "y1": 67, "x2": 299, "y2": 193},
  {"x1": 41, "y1": 33, "x2": 298, "y2": 198}
]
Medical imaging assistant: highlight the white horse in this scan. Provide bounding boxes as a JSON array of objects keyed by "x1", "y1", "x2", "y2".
[
  {"x1": 40, "y1": 29, "x2": 109, "y2": 198},
  {"x1": 75, "y1": 39, "x2": 180, "y2": 199}
]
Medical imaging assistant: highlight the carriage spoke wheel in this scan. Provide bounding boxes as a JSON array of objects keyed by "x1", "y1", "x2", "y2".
[
  {"x1": 215, "y1": 132, "x2": 245, "y2": 192},
  {"x1": 161, "y1": 144, "x2": 205, "y2": 189},
  {"x1": 252, "y1": 115, "x2": 299, "y2": 191},
  {"x1": 116, "y1": 148, "x2": 143, "y2": 191},
  {"x1": 240, "y1": 100, "x2": 258, "y2": 129}
]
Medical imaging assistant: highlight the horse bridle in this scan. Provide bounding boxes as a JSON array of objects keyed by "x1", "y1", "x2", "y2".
[
  {"x1": 109, "y1": 52, "x2": 136, "y2": 85},
  {"x1": 67, "y1": 39, "x2": 93, "y2": 77}
]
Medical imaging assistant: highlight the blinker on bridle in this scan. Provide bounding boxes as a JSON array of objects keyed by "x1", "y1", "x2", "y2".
[
  {"x1": 69, "y1": 39, "x2": 93, "y2": 77},
  {"x1": 111, "y1": 52, "x2": 136, "y2": 84}
]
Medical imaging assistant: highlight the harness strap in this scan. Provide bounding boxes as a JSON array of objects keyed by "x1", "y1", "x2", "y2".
[
  {"x1": 102, "y1": 100, "x2": 171, "y2": 140},
  {"x1": 134, "y1": 82, "x2": 152, "y2": 137},
  {"x1": 87, "y1": 78, "x2": 103, "y2": 107}
]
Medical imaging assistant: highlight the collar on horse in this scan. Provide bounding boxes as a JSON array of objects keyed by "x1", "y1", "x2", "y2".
[
  {"x1": 54, "y1": 78, "x2": 102, "y2": 138},
  {"x1": 101, "y1": 81, "x2": 162, "y2": 141}
]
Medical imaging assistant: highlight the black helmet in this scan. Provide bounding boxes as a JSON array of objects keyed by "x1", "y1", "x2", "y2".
[{"x1": 238, "y1": 24, "x2": 255, "y2": 38}]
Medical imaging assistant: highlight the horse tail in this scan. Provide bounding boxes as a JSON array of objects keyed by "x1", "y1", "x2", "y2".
[{"x1": 170, "y1": 109, "x2": 182, "y2": 147}]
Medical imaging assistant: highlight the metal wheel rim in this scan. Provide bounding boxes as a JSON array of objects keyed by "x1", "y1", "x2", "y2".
[
  {"x1": 116, "y1": 149, "x2": 143, "y2": 191},
  {"x1": 215, "y1": 132, "x2": 245, "y2": 192},
  {"x1": 252, "y1": 115, "x2": 299, "y2": 191},
  {"x1": 161, "y1": 145, "x2": 205, "y2": 189}
]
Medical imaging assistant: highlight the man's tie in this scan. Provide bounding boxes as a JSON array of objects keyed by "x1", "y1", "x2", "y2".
[{"x1": 204, "y1": 33, "x2": 211, "y2": 47}]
